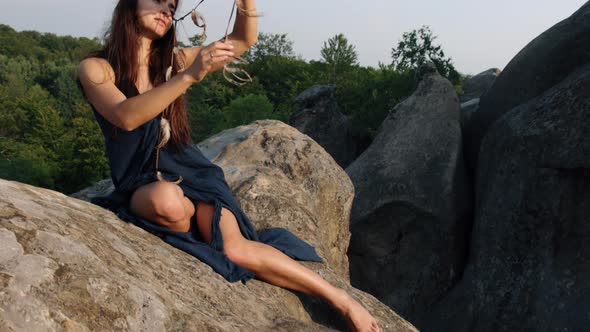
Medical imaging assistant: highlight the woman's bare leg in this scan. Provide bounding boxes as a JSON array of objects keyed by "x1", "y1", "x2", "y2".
[
  {"x1": 129, "y1": 181, "x2": 194, "y2": 232},
  {"x1": 195, "y1": 201, "x2": 380, "y2": 332}
]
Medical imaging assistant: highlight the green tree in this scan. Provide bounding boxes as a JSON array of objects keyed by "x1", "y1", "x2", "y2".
[
  {"x1": 36, "y1": 62, "x2": 84, "y2": 120},
  {"x1": 0, "y1": 74, "x2": 31, "y2": 138},
  {"x1": 247, "y1": 56, "x2": 318, "y2": 117},
  {"x1": 244, "y1": 32, "x2": 295, "y2": 62},
  {"x1": 335, "y1": 64, "x2": 415, "y2": 139},
  {"x1": 0, "y1": 138, "x2": 60, "y2": 189},
  {"x1": 222, "y1": 94, "x2": 276, "y2": 128},
  {"x1": 59, "y1": 102, "x2": 110, "y2": 193},
  {"x1": 189, "y1": 104, "x2": 225, "y2": 143},
  {"x1": 391, "y1": 25, "x2": 461, "y2": 85},
  {"x1": 0, "y1": 54, "x2": 41, "y2": 85},
  {"x1": 188, "y1": 34, "x2": 205, "y2": 47},
  {"x1": 320, "y1": 33, "x2": 359, "y2": 82},
  {"x1": 0, "y1": 24, "x2": 110, "y2": 193}
]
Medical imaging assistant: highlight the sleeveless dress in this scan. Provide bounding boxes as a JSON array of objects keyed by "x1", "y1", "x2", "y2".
[{"x1": 89, "y1": 78, "x2": 322, "y2": 284}]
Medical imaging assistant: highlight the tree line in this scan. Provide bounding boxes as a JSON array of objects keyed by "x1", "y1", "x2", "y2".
[{"x1": 0, "y1": 23, "x2": 467, "y2": 194}]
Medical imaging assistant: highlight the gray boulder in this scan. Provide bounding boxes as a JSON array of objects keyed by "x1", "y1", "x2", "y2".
[
  {"x1": 345, "y1": 64, "x2": 472, "y2": 327},
  {"x1": 198, "y1": 119, "x2": 354, "y2": 280},
  {"x1": 460, "y1": 97, "x2": 480, "y2": 129},
  {"x1": 459, "y1": 68, "x2": 500, "y2": 103},
  {"x1": 425, "y1": 61, "x2": 590, "y2": 332},
  {"x1": 289, "y1": 85, "x2": 368, "y2": 169},
  {"x1": 293, "y1": 85, "x2": 336, "y2": 107},
  {"x1": 1, "y1": 119, "x2": 419, "y2": 331},
  {"x1": 464, "y1": 1, "x2": 590, "y2": 171}
]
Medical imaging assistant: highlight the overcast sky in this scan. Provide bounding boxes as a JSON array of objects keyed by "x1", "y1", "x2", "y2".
[{"x1": 0, "y1": 0, "x2": 587, "y2": 75}]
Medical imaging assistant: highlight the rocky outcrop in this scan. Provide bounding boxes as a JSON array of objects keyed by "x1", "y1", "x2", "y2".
[
  {"x1": 459, "y1": 68, "x2": 500, "y2": 103},
  {"x1": 289, "y1": 85, "x2": 369, "y2": 169},
  {"x1": 425, "y1": 60, "x2": 590, "y2": 332},
  {"x1": 1, "y1": 120, "x2": 418, "y2": 331},
  {"x1": 198, "y1": 119, "x2": 354, "y2": 280},
  {"x1": 459, "y1": 68, "x2": 500, "y2": 128},
  {"x1": 345, "y1": 63, "x2": 472, "y2": 327},
  {"x1": 459, "y1": 98, "x2": 480, "y2": 128},
  {"x1": 464, "y1": 1, "x2": 590, "y2": 171}
]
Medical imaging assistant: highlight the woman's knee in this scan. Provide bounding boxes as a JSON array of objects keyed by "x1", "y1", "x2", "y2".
[
  {"x1": 156, "y1": 199, "x2": 186, "y2": 222},
  {"x1": 150, "y1": 182, "x2": 190, "y2": 223}
]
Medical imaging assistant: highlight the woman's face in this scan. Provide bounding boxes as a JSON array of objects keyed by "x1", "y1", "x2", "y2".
[{"x1": 136, "y1": 0, "x2": 177, "y2": 39}]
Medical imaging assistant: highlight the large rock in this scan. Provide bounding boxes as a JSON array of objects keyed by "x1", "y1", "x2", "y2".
[
  {"x1": 459, "y1": 97, "x2": 480, "y2": 128},
  {"x1": 459, "y1": 68, "x2": 500, "y2": 103},
  {"x1": 345, "y1": 63, "x2": 472, "y2": 327},
  {"x1": 458, "y1": 68, "x2": 501, "y2": 128},
  {"x1": 464, "y1": 1, "x2": 590, "y2": 171},
  {"x1": 198, "y1": 120, "x2": 354, "y2": 279},
  {"x1": 0, "y1": 120, "x2": 418, "y2": 331},
  {"x1": 289, "y1": 85, "x2": 369, "y2": 169},
  {"x1": 425, "y1": 61, "x2": 590, "y2": 332}
]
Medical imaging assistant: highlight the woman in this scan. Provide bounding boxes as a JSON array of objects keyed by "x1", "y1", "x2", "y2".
[{"x1": 78, "y1": 1, "x2": 380, "y2": 331}]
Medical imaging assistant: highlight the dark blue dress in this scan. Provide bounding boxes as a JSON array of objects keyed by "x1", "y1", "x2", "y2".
[{"x1": 89, "y1": 78, "x2": 322, "y2": 284}]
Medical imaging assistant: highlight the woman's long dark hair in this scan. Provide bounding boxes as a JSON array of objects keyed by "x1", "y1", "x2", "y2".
[{"x1": 79, "y1": 0, "x2": 191, "y2": 151}]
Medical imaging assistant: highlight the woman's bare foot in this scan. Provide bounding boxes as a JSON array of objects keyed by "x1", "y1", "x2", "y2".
[{"x1": 330, "y1": 288, "x2": 380, "y2": 332}]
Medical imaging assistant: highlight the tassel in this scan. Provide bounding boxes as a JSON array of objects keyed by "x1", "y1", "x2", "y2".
[{"x1": 154, "y1": 117, "x2": 183, "y2": 185}]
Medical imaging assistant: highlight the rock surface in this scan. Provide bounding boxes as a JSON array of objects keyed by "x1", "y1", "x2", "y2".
[
  {"x1": 426, "y1": 61, "x2": 590, "y2": 332},
  {"x1": 6, "y1": 120, "x2": 417, "y2": 331},
  {"x1": 293, "y1": 85, "x2": 337, "y2": 107},
  {"x1": 289, "y1": 85, "x2": 368, "y2": 169},
  {"x1": 460, "y1": 97, "x2": 480, "y2": 129},
  {"x1": 345, "y1": 64, "x2": 472, "y2": 327},
  {"x1": 464, "y1": 1, "x2": 590, "y2": 171},
  {"x1": 198, "y1": 120, "x2": 354, "y2": 280},
  {"x1": 459, "y1": 68, "x2": 500, "y2": 103}
]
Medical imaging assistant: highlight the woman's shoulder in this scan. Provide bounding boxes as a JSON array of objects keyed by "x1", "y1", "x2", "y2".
[{"x1": 78, "y1": 56, "x2": 116, "y2": 87}]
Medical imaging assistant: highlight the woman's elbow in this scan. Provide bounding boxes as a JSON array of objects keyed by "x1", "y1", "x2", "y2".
[
  {"x1": 113, "y1": 109, "x2": 136, "y2": 131},
  {"x1": 246, "y1": 37, "x2": 257, "y2": 48},
  {"x1": 119, "y1": 117, "x2": 139, "y2": 131},
  {"x1": 120, "y1": 122, "x2": 136, "y2": 132}
]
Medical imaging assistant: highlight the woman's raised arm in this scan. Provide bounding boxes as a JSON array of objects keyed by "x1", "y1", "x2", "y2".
[{"x1": 180, "y1": 0, "x2": 258, "y2": 74}]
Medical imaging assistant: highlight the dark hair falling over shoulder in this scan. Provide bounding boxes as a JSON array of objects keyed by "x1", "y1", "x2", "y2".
[{"x1": 79, "y1": 0, "x2": 191, "y2": 152}]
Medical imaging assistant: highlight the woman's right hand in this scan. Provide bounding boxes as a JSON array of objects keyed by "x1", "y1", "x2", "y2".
[{"x1": 184, "y1": 40, "x2": 235, "y2": 83}]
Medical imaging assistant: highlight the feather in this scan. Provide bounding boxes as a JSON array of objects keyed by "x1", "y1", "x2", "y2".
[
  {"x1": 165, "y1": 65, "x2": 172, "y2": 82},
  {"x1": 156, "y1": 117, "x2": 171, "y2": 149}
]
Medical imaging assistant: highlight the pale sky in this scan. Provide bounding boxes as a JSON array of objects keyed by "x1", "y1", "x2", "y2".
[{"x1": 0, "y1": 0, "x2": 587, "y2": 75}]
